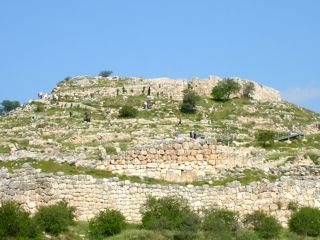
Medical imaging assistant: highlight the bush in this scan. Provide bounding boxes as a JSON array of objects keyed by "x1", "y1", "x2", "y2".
[
  {"x1": 180, "y1": 89, "x2": 199, "y2": 114},
  {"x1": 141, "y1": 196, "x2": 200, "y2": 239},
  {"x1": 255, "y1": 130, "x2": 276, "y2": 147},
  {"x1": 287, "y1": 201, "x2": 299, "y2": 211},
  {"x1": 1, "y1": 100, "x2": 20, "y2": 112},
  {"x1": 0, "y1": 201, "x2": 39, "y2": 239},
  {"x1": 202, "y1": 208, "x2": 239, "y2": 238},
  {"x1": 99, "y1": 70, "x2": 113, "y2": 77},
  {"x1": 211, "y1": 78, "x2": 241, "y2": 101},
  {"x1": 119, "y1": 105, "x2": 138, "y2": 118},
  {"x1": 244, "y1": 211, "x2": 282, "y2": 239},
  {"x1": 289, "y1": 207, "x2": 320, "y2": 237},
  {"x1": 34, "y1": 201, "x2": 75, "y2": 236},
  {"x1": 88, "y1": 209, "x2": 126, "y2": 240}
]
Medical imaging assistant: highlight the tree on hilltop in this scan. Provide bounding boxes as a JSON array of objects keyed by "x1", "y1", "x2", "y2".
[
  {"x1": 99, "y1": 70, "x2": 113, "y2": 77},
  {"x1": 180, "y1": 89, "x2": 199, "y2": 114},
  {"x1": 1, "y1": 100, "x2": 20, "y2": 113},
  {"x1": 211, "y1": 78, "x2": 241, "y2": 101}
]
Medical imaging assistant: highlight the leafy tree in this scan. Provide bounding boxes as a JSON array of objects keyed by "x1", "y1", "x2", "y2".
[
  {"x1": 211, "y1": 78, "x2": 241, "y2": 101},
  {"x1": 1, "y1": 100, "x2": 20, "y2": 112},
  {"x1": 119, "y1": 105, "x2": 138, "y2": 118},
  {"x1": 99, "y1": 70, "x2": 113, "y2": 77},
  {"x1": 243, "y1": 82, "x2": 255, "y2": 98},
  {"x1": 180, "y1": 89, "x2": 199, "y2": 114}
]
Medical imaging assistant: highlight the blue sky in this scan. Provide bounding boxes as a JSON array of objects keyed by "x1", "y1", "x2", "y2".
[{"x1": 0, "y1": 0, "x2": 319, "y2": 112}]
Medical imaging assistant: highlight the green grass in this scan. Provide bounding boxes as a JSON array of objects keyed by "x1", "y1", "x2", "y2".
[
  {"x1": 194, "y1": 169, "x2": 278, "y2": 187},
  {"x1": 105, "y1": 146, "x2": 117, "y2": 155},
  {"x1": 8, "y1": 139, "x2": 29, "y2": 149},
  {"x1": 0, "y1": 145, "x2": 10, "y2": 154}
]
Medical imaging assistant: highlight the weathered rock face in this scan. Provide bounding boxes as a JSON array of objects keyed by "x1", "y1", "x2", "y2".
[
  {"x1": 1, "y1": 165, "x2": 319, "y2": 226},
  {"x1": 96, "y1": 139, "x2": 266, "y2": 182},
  {"x1": 54, "y1": 75, "x2": 281, "y2": 102}
]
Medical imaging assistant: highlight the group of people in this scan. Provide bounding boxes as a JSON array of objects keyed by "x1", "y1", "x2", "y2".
[{"x1": 37, "y1": 92, "x2": 59, "y2": 101}]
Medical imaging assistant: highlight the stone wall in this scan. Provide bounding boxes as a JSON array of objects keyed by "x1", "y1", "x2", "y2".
[
  {"x1": 97, "y1": 139, "x2": 266, "y2": 182},
  {"x1": 0, "y1": 165, "x2": 319, "y2": 226}
]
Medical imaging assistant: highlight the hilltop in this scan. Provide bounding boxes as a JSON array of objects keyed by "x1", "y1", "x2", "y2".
[{"x1": 0, "y1": 75, "x2": 320, "y2": 229}]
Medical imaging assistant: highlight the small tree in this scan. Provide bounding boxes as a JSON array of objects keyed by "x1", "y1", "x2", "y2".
[
  {"x1": 119, "y1": 105, "x2": 138, "y2": 118},
  {"x1": 99, "y1": 70, "x2": 113, "y2": 77},
  {"x1": 211, "y1": 78, "x2": 241, "y2": 101},
  {"x1": 243, "y1": 82, "x2": 255, "y2": 98},
  {"x1": 180, "y1": 89, "x2": 199, "y2": 114},
  {"x1": 1, "y1": 100, "x2": 20, "y2": 112},
  {"x1": 255, "y1": 130, "x2": 276, "y2": 147}
]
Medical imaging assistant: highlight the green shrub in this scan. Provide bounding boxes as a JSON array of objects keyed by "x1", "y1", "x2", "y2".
[
  {"x1": 180, "y1": 89, "x2": 199, "y2": 114},
  {"x1": 287, "y1": 202, "x2": 299, "y2": 211},
  {"x1": 255, "y1": 130, "x2": 276, "y2": 147},
  {"x1": 105, "y1": 146, "x2": 117, "y2": 155},
  {"x1": 35, "y1": 104, "x2": 45, "y2": 112},
  {"x1": 289, "y1": 207, "x2": 320, "y2": 237},
  {"x1": 211, "y1": 78, "x2": 241, "y2": 101},
  {"x1": 202, "y1": 208, "x2": 239, "y2": 238},
  {"x1": 119, "y1": 105, "x2": 138, "y2": 118},
  {"x1": 0, "y1": 201, "x2": 39, "y2": 239},
  {"x1": 141, "y1": 196, "x2": 200, "y2": 239},
  {"x1": 244, "y1": 211, "x2": 282, "y2": 239},
  {"x1": 88, "y1": 209, "x2": 126, "y2": 240},
  {"x1": 34, "y1": 201, "x2": 75, "y2": 236}
]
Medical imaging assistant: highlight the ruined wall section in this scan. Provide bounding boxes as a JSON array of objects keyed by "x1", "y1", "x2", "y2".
[
  {"x1": 0, "y1": 165, "x2": 319, "y2": 226},
  {"x1": 96, "y1": 139, "x2": 266, "y2": 182}
]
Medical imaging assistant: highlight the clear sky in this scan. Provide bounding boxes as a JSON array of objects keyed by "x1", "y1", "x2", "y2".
[{"x1": 1, "y1": 0, "x2": 319, "y2": 112}]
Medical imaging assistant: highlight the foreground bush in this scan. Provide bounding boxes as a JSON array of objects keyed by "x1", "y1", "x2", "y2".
[
  {"x1": 0, "y1": 201, "x2": 39, "y2": 239},
  {"x1": 244, "y1": 210, "x2": 282, "y2": 239},
  {"x1": 119, "y1": 105, "x2": 138, "y2": 118},
  {"x1": 88, "y1": 209, "x2": 126, "y2": 240},
  {"x1": 34, "y1": 201, "x2": 75, "y2": 236},
  {"x1": 289, "y1": 207, "x2": 320, "y2": 237},
  {"x1": 141, "y1": 196, "x2": 200, "y2": 239},
  {"x1": 202, "y1": 208, "x2": 239, "y2": 239}
]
